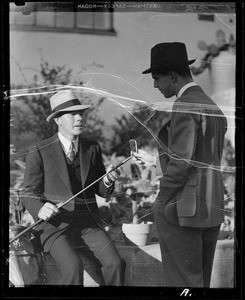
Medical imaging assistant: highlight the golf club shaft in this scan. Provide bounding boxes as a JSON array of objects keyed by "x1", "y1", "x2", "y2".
[{"x1": 9, "y1": 155, "x2": 133, "y2": 245}]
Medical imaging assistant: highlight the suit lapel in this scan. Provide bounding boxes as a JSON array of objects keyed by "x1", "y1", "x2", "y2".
[
  {"x1": 47, "y1": 134, "x2": 72, "y2": 192},
  {"x1": 79, "y1": 139, "x2": 92, "y2": 188}
]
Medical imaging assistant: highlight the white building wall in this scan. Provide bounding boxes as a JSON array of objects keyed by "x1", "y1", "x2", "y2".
[
  {"x1": 10, "y1": 12, "x2": 235, "y2": 95},
  {"x1": 10, "y1": 11, "x2": 235, "y2": 138}
]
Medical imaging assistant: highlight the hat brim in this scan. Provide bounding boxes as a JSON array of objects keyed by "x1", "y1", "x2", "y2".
[
  {"x1": 46, "y1": 105, "x2": 91, "y2": 122},
  {"x1": 142, "y1": 59, "x2": 196, "y2": 74}
]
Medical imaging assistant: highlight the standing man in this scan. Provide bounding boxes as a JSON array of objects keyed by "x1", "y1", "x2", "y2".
[
  {"x1": 21, "y1": 89, "x2": 124, "y2": 285},
  {"x1": 133, "y1": 43, "x2": 227, "y2": 287}
]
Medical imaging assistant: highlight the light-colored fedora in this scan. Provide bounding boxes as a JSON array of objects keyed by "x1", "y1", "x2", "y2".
[{"x1": 46, "y1": 90, "x2": 91, "y2": 122}]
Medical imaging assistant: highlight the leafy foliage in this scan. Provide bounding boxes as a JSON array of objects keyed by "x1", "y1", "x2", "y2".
[
  {"x1": 111, "y1": 110, "x2": 170, "y2": 156},
  {"x1": 9, "y1": 60, "x2": 107, "y2": 225},
  {"x1": 9, "y1": 61, "x2": 235, "y2": 241},
  {"x1": 101, "y1": 137, "x2": 236, "y2": 240},
  {"x1": 9, "y1": 160, "x2": 25, "y2": 225},
  {"x1": 218, "y1": 139, "x2": 235, "y2": 239},
  {"x1": 10, "y1": 61, "x2": 106, "y2": 155},
  {"x1": 100, "y1": 150, "x2": 159, "y2": 228}
]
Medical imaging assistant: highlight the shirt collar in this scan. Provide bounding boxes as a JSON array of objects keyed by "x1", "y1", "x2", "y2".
[
  {"x1": 177, "y1": 82, "x2": 197, "y2": 98},
  {"x1": 58, "y1": 132, "x2": 79, "y2": 154}
]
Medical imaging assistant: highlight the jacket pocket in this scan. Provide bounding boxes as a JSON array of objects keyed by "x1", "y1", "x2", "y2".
[{"x1": 176, "y1": 175, "x2": 198, "y2": 217}]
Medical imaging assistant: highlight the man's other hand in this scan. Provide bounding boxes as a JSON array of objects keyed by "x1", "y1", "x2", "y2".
[
  {"x1": 38, "y1": 202, "x2": 60, "y2": 221},
  {"x1": 132, "y1": 149, "x2": 157, "y2": 167}
]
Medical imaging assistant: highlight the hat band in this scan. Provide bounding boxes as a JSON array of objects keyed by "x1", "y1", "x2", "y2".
[{"x1": 53, "y1": 99, "x2": 81, "y2": 112}]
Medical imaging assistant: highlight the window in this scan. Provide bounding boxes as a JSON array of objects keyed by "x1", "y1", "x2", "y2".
[
  {"x1": 198, "y1": 14, "x2": 215, "y2": 22},
  {"x1": 9, "y1": 2, "x2": 116, "y2": 35}
]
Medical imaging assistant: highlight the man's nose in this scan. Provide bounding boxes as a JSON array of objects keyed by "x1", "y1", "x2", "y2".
[
  {"x1": 154, "y1": 80, "x2": 158, "y2": 88},
  {"x1": 75, "y1": 113, "x2": 83, "y2": 120}
]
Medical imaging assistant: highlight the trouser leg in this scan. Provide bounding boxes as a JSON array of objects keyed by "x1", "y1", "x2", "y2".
[
  {"x1": 154, "y1": 207, "x2": 203, "y2": 287},
  {"x1": 154, "y1": 202, "x2": 221, "y2": 288},
  {"x1": 81, "y1": 227, "x2": 125, "y2": 286},
  {"x1": 202, "y1": 225, "x2": 220, "y2": 287},
  {"x1": 49, "y1": 234, "x2": 84, "y2": 285}
]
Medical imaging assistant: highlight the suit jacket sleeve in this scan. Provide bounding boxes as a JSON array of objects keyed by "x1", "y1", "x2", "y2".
[
  {"x1": 21, "y1": 146, "x2": 46, "y2": 221},
  {"x1": 160, "y1": 109, "x2": 198, "y2": 202},
  {"x1": 95, "y1": 143, "x2": 114, "y2": 197}
]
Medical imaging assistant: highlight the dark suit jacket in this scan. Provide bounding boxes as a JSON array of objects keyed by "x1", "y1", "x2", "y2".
[
  {"x1": 156, "y1": 86, "x2": 227, "y2": 227},
  {"x1": 21, "y1": 134, "x2": 112, "y2": 251}
]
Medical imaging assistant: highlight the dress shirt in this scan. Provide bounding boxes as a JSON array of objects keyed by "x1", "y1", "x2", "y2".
[
  {"x1": 177, "y1": 82, "x2": 197, "y2": 98},
  {"x1": 58, "y1": 132, "x2": 79, "y2": 156}
]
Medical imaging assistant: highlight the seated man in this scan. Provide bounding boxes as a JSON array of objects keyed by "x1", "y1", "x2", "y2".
[{"x1": 21, "y1": 89, "x2": 124, "y2": 285}]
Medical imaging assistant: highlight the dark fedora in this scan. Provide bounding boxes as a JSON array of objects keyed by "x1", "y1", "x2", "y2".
[{"x1": 142, "y1": 42, "x2": 196, "y2": 74}]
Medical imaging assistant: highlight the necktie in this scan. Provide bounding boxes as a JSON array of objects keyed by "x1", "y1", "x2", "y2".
[{"x1": 67, "y1": 141, "x2": 76, "y2": 161}]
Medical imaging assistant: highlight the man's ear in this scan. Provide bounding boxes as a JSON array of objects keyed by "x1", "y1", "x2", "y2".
[
  {"x1": 54, "y1": 118, "x2": 60, "y2": 126},
  {"x1": 169, "y1": 71, "x2": 178, "y2": 83}
]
